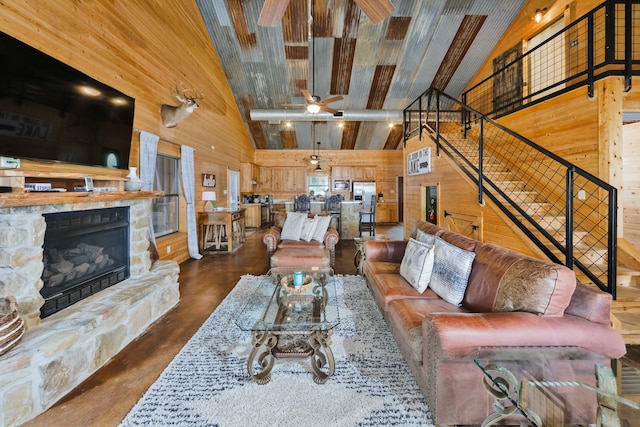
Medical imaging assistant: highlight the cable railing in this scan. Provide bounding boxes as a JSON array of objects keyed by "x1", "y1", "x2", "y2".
[{"x1": 404, "y1": 88, "x2": 617, "y2": 298}]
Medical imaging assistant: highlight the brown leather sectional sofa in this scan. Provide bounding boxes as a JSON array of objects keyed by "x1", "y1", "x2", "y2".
[{"x1": 363, "y1": 220, "x2": 626, "y2": 426}]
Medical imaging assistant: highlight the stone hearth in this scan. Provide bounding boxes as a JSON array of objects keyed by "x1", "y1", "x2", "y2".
[{"x1": 0, "y1": 197, "x2": 180, "y2": 426}]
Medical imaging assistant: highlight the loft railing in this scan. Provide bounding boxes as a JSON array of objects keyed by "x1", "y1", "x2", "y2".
[
  {"x1": 404, "y1": 88, "x2": 617, "y2": 298},
  {"x1": 461, "y1": 0, "x2": 640, "y2": 119}
]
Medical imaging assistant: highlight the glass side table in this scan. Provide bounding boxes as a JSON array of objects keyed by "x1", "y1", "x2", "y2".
[{"x1": 473, "y1": 347, "x2": 640, "y2": 426}]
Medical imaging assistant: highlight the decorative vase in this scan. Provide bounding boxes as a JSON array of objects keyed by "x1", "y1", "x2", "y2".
[
  {"x1": 0, "y1": 296, "x2": 25, "y2": 356},
  {"x1": 125, "y1": 167, "x2": 145, "y2": 191}
]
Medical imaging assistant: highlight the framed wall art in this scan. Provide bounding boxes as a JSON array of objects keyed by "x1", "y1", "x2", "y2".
[{"x1": 202, "y1": 173, "x2": 216, "y2": 187}]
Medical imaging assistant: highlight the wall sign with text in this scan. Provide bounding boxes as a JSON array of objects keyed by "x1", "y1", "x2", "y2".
[{"x1": 407, "y1": 147, "x2": 431, "y2": 176}]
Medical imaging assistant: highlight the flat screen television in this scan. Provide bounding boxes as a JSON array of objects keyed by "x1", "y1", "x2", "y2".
[{"x1": 0, "y1": 30, "x2": 135, "y2": 170}]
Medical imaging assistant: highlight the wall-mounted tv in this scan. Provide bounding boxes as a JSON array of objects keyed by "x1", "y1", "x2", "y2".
[{"x1": 0, "y1": 30, "x2": 135, "y2": 170}]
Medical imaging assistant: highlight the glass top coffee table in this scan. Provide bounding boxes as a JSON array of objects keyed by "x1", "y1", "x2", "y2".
[
  {"x1": 236, "y1": 267, "x2": 339, "y2": 384},
  {"x1": 473, "y1": 347, "x2": 640, "y2": 426}
]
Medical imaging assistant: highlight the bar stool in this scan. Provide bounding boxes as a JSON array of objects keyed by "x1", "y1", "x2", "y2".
[
  {"x1": 358, "y1": 195, "x2": 376, "y2": 236},
  {"x1": 202, "y1": 221, "x2": 227, "y2": 250},
  {"x1": 294, "y1": 194, "x2": 311, "y2": 212},
  {"x1": 325, "y1": 195, "x2": 342, "y2": 235}
]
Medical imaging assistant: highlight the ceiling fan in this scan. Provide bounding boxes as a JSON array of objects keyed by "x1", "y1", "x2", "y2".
[
  {"x1": 258, "y1": 0, "x2": 395, "y2": 27},
  {"x1": 284, "y1": 89, "x2": 344, "y2": 114}
]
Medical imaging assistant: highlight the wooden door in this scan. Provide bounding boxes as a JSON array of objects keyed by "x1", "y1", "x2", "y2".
[{"x1": 444, "y1": 211, "x2": 483, "y2": 241}]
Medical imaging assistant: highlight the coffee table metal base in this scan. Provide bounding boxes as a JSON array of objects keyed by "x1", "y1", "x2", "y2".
[{"x1": 247, "y1": 328, "x2": 335, "y2": 384}]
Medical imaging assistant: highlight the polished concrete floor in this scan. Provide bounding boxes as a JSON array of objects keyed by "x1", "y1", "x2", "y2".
[{"x1": 22, "y1": 225, "x2": 403, "y2": 426}]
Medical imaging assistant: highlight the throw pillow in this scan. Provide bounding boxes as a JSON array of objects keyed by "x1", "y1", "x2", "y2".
[
  {"x1": 280, "y1": 212, "x2": 308, "y2": 241},
  {"x1": 415, "y1": 228, "x2": 437, "y2": 246},
  {"x1": 429, "y1": 237, "x2": 476, "y2": 306},
  {"x1": 300, "y1": 216, "x2": 319, "y2": 242},
  {"x1": 493, "y1": 258, "x2": 575, "y2": 316},
  {"x1": 399, "y1": 238, "x2": 435, "y2": 293},
  {"x1": 312, "y1": 215, "x2": 332, "y2": 242}
]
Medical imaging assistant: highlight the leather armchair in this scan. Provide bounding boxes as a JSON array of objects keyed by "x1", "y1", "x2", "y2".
[{"x1": 263, "y1": 212, "x2": 339, "y2": 268}]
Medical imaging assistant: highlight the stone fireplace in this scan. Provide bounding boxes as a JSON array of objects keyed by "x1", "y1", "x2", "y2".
[{"x1": 0, "y1": 196, "x2": 180, "y2": 426}]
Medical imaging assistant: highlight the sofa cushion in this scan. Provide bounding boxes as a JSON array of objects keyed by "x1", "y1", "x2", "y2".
[
  {"x1": 387, "y1": 299, "x2": 469, "y2": 362},
  {"x1": 411, "y1": 221, "x2": 447, "y2": 240},
  {"x1": 364, "y1": 261, "x2": 401, "y2": 276},
  {"x1": 280, "y1": 212, "x2": 308, "y2": 240},
  {"x1": 278, "y1": 239, "x2": 324, "y2": 249},
  {"x1": 399, "y1": 238, "x2": 435, "y2": 293},
  {"x1": 439, "y1": 231, "x2": 478, "y2": 251},
  {"x1": 270, "y1": 247, "x2": 330, "y2": 269},
  {"x1": 312, "y1": 215, "x2": 332, "y2": 242},
  {"x1": 429, "y1": 237, "x2": 476, "y2": 306},
  {"x1": 367, "y1": 273, "x2": 440, "y2": 311}
]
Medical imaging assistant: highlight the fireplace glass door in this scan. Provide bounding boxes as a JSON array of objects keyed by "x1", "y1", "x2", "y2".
[{"x1": 40, "y1": 207, "x2": 130, "y2": 318}]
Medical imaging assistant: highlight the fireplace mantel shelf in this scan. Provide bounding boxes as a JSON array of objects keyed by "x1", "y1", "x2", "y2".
[{"x1": 0, "y1": 191, "x2": 164, "y2": 208}]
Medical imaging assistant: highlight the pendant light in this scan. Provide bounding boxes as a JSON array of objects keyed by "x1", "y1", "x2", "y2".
[{"x1": 314, "y1": 141, "x2": 322, "y2": 171}]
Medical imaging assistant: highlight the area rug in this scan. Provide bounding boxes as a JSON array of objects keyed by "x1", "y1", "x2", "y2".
[{"x1": 119, "y1": 275, "x2": 434, "y2": 426}]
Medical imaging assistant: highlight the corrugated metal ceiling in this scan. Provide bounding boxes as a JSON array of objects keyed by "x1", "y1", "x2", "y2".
[{"x1": 196, "y1": 0, "x2": 526, "y2": 150}]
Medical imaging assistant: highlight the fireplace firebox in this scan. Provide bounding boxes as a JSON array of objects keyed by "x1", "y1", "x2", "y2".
[{"x1": 40, "y1": 207, "x2": 130, "y2": 318}]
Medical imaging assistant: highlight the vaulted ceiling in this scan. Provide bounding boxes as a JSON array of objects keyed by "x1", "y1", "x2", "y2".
[{"x1": 195, "y1": 0, "x2": 526, "y2": 151}]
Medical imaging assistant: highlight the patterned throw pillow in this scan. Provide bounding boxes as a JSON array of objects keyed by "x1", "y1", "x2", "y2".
[
  {"x1": 399, "y1": 238, "x2": 435, "y2": 293},
  {"x1": 429, "y1": 237, "x2": 476, "y2": 306},
  {"x1": 494, "y1": 258, "x2": 574, "y2": 316},
  {"x1": 300, "y1": 216, "x2": 319, "y2": 242},
  {"x1": 312, "y1": 215, "x2": 332, "y2": 242},
  {"x1": 280, "y1": 212, "x2": 308, "y2": 241}
]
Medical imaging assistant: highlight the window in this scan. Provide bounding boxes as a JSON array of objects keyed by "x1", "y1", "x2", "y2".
[
  {"x1": 152, "y1": 154, "x2": 179, "y2": 237},
  {"x1": 308, "y1": 175, "x2": 330, "y2": 198}
]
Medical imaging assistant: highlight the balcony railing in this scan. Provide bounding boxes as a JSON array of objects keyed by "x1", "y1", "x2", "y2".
[{"x1": 461, "y1": 0, "x2": 640, "y2": 119}]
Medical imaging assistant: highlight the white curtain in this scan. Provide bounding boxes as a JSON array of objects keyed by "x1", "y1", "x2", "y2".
[
  {"x1": 180, "y1": 145, "x2": 203, "y2": 260},
  {"x1": 139, "y1": 131, "x2": 159, "y2": 243}
]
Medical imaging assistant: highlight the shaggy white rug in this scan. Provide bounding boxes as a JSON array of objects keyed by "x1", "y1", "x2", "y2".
[{"x1": 119, "y1": 275, "x2": 433, "y2": 426}]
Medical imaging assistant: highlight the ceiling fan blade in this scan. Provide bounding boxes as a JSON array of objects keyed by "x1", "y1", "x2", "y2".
[
  {"x1": 354, "y1": 0, "x2": 394, "y2": 24},
  {"x1": 319, "y1": 105, "x2": 338, "y2": 114},
  {"x1": 281, "y1": 103, "x2": 306, "y2": 107},
  {"x1": 301, "y1": 89, "x2": 315, "y2": 104},
  {"x1": 320, "y1": 95, "x2": 344, "y2": 105},
  {"x1": 258, "y1": 0, "x2": 290, "y2": 27}
]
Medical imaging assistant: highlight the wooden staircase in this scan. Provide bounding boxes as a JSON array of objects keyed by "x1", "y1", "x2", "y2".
[{"x1": 433, "y1": 126, "x2": 640, "y2": 345}]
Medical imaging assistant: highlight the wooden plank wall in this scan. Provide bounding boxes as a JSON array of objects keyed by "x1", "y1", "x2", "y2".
[
  {"x1": 403, "y1": 137, "x2": 540, "y2": 258},
  {"x1": 0, "y1": 1, "x2": 256, "y2": 264},
  {"x1": 255, "y1": 149, "x2": 404, "y2": 201},
  {"x1": 623, "y1": 121, "x2": 640, "y2": 247}
]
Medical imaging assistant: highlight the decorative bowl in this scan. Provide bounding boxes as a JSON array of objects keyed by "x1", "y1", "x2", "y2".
[
  {"x1": 280, "y1": 274, "x2": 313, "y2": 294},
  {"x1": 0, "y1": 296, "x2": 25, "y2": 356}
]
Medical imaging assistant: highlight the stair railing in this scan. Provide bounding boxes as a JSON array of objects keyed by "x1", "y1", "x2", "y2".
[{"x1": 405, "y1": 87, "x2": 617, "y2": 298}]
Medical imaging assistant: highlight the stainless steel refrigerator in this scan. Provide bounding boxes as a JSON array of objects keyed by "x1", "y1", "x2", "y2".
[{"x1": 352, "y1": 181, "x2": 376, "y2": 203}]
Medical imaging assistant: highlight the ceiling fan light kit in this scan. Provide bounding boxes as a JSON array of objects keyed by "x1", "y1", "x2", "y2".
[{"x1": 307, "y1": 103, "x2": 321, "y2": 114}]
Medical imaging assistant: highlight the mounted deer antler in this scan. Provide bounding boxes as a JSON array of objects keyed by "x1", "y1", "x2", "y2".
[{"x1": 160, "y1": 83, "x2": 204, "y2": 128}]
